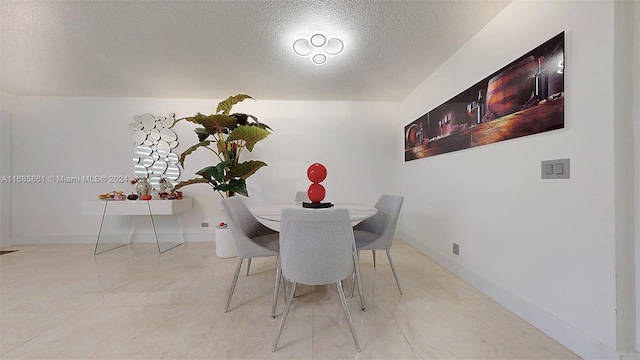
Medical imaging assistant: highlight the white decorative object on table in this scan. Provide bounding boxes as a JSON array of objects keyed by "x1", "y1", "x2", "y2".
[
  {"x1": 133, "y1": 178, "x2": 152, "y2": 197},
  {"x1": 215, "y1": 223, "x2": 236, "y2": 258}
]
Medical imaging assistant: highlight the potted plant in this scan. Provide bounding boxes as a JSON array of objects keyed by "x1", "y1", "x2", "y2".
[
  {"x1": 174, "y1": 94, "x2": 271, "y2": 197},
  {"x1": 174, "y1": 94, "x2": 271, "y2": 258}
]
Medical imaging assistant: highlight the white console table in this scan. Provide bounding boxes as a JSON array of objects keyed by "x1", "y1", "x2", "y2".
[{"x1": 82, "y1": 198, "x2": 192, "y2": 254}]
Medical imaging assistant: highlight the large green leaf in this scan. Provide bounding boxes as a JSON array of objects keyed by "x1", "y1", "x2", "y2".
[
  {"x1": 227, "y1": 125, "x2": 270, "y2": 152},
  {"x1": 183, "y1": 113, "x2": 207, "y2": 125},
  {"x1": 179, "y1": 141, "x2": 210, "y2": 167},
  {"x1": 226, "y1": 160, "x2": 267, "y2": 180},
  {"x1": 230, "y1": 113, "x2": 272, "y2": 131},
  {"x1": 185, "y1": 113, "x2": 237, "y2": 134},
  {"x1": 230, "y1": 113, "x2": 249, "y2": 126},
  {"x1": 197, "y1": 163, "x2": 226, "y2": 182},
  {"x1": 174, "y1": 177, "x2": 213, "y2": 190},
  {"x1": 216, "y1": 178, "x2": 248, "y2": 197},
  {"x1": 255, "y1": 123, "x2": 273, "y2": 131},
  {"x1": 194, "y1": 127, "x2": 211, "y2": 142},
  {"x1": 217, "y1": 94, "x2": 254, "y2": 115},
  {"x1": 202, "y1": 114, "x2": 238, "y2": 134}
]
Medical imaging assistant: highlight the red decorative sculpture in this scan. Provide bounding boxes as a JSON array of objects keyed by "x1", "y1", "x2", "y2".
[
  {"x1": 305, "y1": 163, "x2": 332, "y2": 208},
  {"x1": 307, "y1": 163, "x2": 327, "y2": 184},
  {"x1": 307, "y1": 183, "x2": 326, "y2": 203}
]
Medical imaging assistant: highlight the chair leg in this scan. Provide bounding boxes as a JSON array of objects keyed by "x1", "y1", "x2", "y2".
[
  {"x1": 372, "y1": 250, "x2": 376, "y2": 267},
  {"x1": 350, "y1": 270, "x2": 355, "y2": 298},
  {"x1": 352, "y1": 250, "x2": 365, "y2": 311},
  {"x1": 272, "y1": 282, "x2": 297, "y2": 352},
  {"x1": 350, "y1": 250, "x2": 359, "y2": 298},
  {"x1": 246, "y1": 258, "x2": 252, "y2": 276},
  {"x1": 337, "y1": 281, "x2": 361, "y2": 352},
  {"x1": 271, "y1": 257, "x2": 281, "y2": 319},
  {"x1": 225, "y1": 258, "x2": 244, "y2": 312},
  {"x1": 281, "y1": 273, "x2": 287, "y2": 299},
  {"x1": 386, "y1": 250, "x2": 402, "y2": 295}
]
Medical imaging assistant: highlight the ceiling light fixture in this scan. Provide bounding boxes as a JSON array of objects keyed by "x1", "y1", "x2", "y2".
[
  {"x1": 310, "y1": 34, "x2": 326, "y2": 47},
  {"x1": 293, "y1": 33, "x2": 344, "y2": 65},
  {"x1": 312, "y1": 54, "x2": 327, "y2": 65}
]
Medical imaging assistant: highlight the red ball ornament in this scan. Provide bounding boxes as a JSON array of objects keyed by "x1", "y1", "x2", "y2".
[
  {"x1": 307, "y1": 163, "x2": 327, "y2": 183},
  {"x1": 307, "y1": 183, "x2": 326, "y2": 203}
]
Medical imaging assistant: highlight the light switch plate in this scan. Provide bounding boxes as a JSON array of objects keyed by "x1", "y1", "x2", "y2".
[{"x1": 541, "y1": 158, "x2": 570, "y2": 179}]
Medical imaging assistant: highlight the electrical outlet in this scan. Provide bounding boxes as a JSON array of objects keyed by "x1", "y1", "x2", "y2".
[
  {"x1": 201, "y1": 222, "x2": 209, "y2": 228},
  {"x1": 453, "y1": 243, "x2": 459, "y2": 256}
]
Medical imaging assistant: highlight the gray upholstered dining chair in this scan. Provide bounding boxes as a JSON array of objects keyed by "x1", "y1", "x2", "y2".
[
  {"x1": 221, "y1": 196, "x2": 280, "y2": 313},
  {"x1": 294, "y1": 191, "x2": 309, "y2": 203},
  {"x1": 272, "y1": 208, "x2": 361, "y2": 353},
  {"x1": 352, "y1": 194, "x2": 404, "y2": 295}
]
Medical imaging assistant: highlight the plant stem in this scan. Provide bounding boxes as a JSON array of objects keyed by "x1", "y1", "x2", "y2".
[{"x1": 235, "y1": 141, "x2": 245, "y2": 163}]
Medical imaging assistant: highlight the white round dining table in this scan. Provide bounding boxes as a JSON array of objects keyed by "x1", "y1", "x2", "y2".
[{"x1": 251, "y1": 202, "x2": 377, "y2": 223}]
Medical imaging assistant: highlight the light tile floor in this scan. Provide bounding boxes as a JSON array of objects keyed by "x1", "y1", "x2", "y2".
[{"x1": 0, "y1": 241, "x2": 580, "y2": 359}]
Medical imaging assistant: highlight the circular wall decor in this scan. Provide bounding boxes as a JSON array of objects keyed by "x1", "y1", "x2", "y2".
[{"x1": 129, "y1": 113, "x2": 180, "y2": 190}]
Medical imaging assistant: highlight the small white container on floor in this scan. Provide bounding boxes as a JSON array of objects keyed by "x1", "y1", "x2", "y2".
[{"x1": 215, "y1": 227, "x2": 236, "y2": 258}]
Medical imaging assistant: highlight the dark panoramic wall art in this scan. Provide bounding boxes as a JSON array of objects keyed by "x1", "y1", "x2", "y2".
[{"x1": 405, "y1": 32, "x2": 565, "y2": 161}]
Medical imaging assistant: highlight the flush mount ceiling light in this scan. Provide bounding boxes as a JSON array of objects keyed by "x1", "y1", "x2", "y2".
[
  {"x1": 312, "y1": 54, "x2": 327, "y2": 65},
  {"x1": 293, "y1": 33, "x2": 344, "y2": 65},
  {"x1": 310, "y1": 34, "x2": 326, "y2": 47}
]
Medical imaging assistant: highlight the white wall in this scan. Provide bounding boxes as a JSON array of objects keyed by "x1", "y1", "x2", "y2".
[
  {"x1": 613, "y1": 0, "x2": 638, "y2": 353},
  {"x1": 9, "y1": 97, "x2": 400, "y2": 244},
  {"x1": 399, "y1": 1, "x2": 621, "y2": 358},
  {"x1": 0, "y1": 92, "x2": 15, "y2": 248},
  {"x1": 632, "y1": 0, "x2": 640, "y2": 352}
]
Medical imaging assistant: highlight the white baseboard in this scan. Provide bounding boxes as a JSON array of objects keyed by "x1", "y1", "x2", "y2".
[
  {"x1": 11, "y1": 233, "x2": 215, "y2": 245},
  {"x1": 182, "y1": 233, "x2": 214, "y2": 243},
  {"x1": 0, "y1": 236, "x2": 16, "y2": 248},
  {"x1": 398, "y1": 231, "x2": 619, "y2": 360}
]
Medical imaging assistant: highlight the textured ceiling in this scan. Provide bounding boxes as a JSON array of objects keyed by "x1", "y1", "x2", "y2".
[{"x1": 1, "y1": 0, "x2": 511, "y2": 101}]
